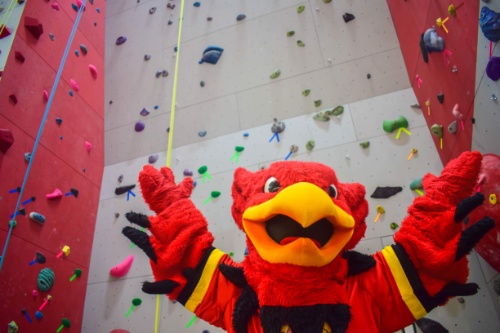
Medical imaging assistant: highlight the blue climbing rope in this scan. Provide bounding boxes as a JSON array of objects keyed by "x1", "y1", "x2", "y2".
[{"x1": 0, "y1": 0, "x2": 88, "y2": 270}]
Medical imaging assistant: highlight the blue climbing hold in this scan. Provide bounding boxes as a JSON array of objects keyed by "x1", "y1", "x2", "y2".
[
  {"x1": 480, "y1": 6, "x2": 500, "y2": 42},
  {"x1": 194, "y1": 2, "x2": 201, "y2": 7},
  {"x1": 198, "y1": 130, "x2": 207, "y2": 137},
  {"x1": 69, "y1": 90, "x2": 74, "y2": 97},
  {"x1": 96, "y1": 8, "x2": 100, "y2": 13},
  {"x1": 154, "y1": 105, "x2": 159, "y2": 109},
  {"x1": 199, "y1": 46, "x2": 224, "y2": 65},
  {"x1": 75, "y1": 50, "x2": 79, "y2": 57},
  {"x1": 55, "y1": 118, "x2": 62, "y2": 125},
  {"x1": 243, "y1": 132, "x2": 249, "y2": 137},
  {"x1": 72, "y1": 3, "x2": 78, "y2": 11}
]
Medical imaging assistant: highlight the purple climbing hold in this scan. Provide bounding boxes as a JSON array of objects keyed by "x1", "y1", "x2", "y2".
[
  {"x1": 135, "y1": 121, "x2": 145, "y2": 132},
  {"x1": 118, "y1": 174, "x2": 124, "y2": 183},
  {"x1": 140, "y1": 108, "x2": 150, "y2": 116},
  {"x1": 116, "y1": 36, "x2": 127, "y2": 45},
  {"x1": 183, "y1": 169, "x2": 193, "y2": 177},
  {"x1": 486, "y1": 56, "x2": 500, "y2": 81},
  {"x1": 148, "y1": 154, "x2": 159, "y2": 164}
]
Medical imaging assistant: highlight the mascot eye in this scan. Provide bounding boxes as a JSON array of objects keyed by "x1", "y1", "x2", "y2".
[
  {"x1": 328, "y1": 184, "x2": 338, "y2": 198},
  {"x1": 264, "y1": 177, "x2": 281, "y2": 193}
]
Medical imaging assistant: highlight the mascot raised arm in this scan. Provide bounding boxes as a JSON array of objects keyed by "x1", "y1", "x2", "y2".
[{"x1": 123, "y1": 151, "x2": 495, "y2": 333}]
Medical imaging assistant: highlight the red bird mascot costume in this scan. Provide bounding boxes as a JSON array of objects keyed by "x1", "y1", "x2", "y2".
[{"x1": 123, "y1": 151, "x2": 495, "y2": 333}]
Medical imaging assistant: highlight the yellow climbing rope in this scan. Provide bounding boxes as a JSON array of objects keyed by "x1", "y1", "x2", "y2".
[
  {"x1": 156, "y1": 0, "x2": 186, "y2": 331},
  {"x1": 0, "y1": 0, "x2": 19, "y2": 37}
]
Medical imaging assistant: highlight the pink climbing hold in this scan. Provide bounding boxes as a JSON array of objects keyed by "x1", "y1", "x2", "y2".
[
  {"x1": 109, "y1": 255, "x2": 134, "y2": 277},
  {"x1": 70, "y1": 79, "x2": 80, "y2": 92},
  {"x1": 452, "y1": 103, "x2": 465, "y2": 130},
  {"x1": 77, "y1": 0, "x2": 83, "y2": 8},
  {"x1": 46, "y1": 188, "x2": 63, "y2": 199},
  {"x1": 110, "y1": 330, "x2": 131, "y2": 333},
  {"x1": 51, "y1": 2, "x2": 60, "y2": 11},
  {"x1": 88, "y1": 64, "x2": 98, "y2": 79},
  {"x1": 43, "y1": 90, "x2": 49, "y2": 102},
  {"x1": 84, "y1": 141, "x2": 92, "y2": 153}
]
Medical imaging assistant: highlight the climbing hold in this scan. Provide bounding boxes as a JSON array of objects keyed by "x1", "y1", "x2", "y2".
[
  {"x1": 43, "y1": 90, "x2": 49, "y2": 102},
  {"x1": 154, "y1": 105, "x2": 159, "y2": 109},
  {"x1": 448, "y1": 121, "x2": 457, "y2": 134},
  {"x1": 9, "y1": 94, "x2": 18, "y2": 105},
  {"x1": 0, "y1": 129, "x2": 14, "y2": 153},
  {"x1": 305, "y1": 140, "x2": 315, "y2": 151},
  {"x1": 56, "y1": 318, "x2": 71, "y2": 332},
  {"x1": 110, "y1": 255, "x2": 135, "y2": 277},
  {"x1": 70, "y1": 79, "x2": 80, "y2": 92},
  {"x1": 284, "y1": 145, "x2": 299, "y2": 160},
  {"x1": 51, "y1": 2, "x2": 60, "y2": 10},
  {"x1": 236, "y1": 14, "x2": 246, "y2": 21},
  {"x1": 71, "y1": 3, "x2": 78, "y2": 11},
  {"x1": 367, "y1": 73, "x2": 371, "y2": 79},
  {"x1": 117, "y1": 175, "x2": 123, "y2": 183},
  {"x1": 149, "y1": 7, "x2": 156, "y2": 14},
  {"x1": 46, "y1": 188, "x2": 63, "y2": 199},
  {"x1": 486, "y1": 56, "x2": 500, "y2": 81},
  {"x1": 80, "y1": 44, "x2": 88, "y2": 55},
  {"x1": 140, "y1": 108, "x2": 150, "y2": 116},
  {"x1": 14, "y1": 51, "x2": 25, "y2": 63},
  {"x1": 8, "y1": 220, "x2": 17, "y2": 228},
  {"x1": 49, "y1": 33, "x2": 55, "y2": 41},
  {"x1": 115, "y1": 184, "x2": 136, "y2": 195},
  {"x1": 410, "y1": 104, "x2": 420, "y2": 109},
  {"x1": 480, "y1": 7, "x2": 500, "y2": 42},
  {"x1": 448, "y1": 4, "x2": 463, "y2": 17},
  {"x1": 200, "y1": 81, "x2": 205, "y2": 87},
  {"x1": 489, "y1": 193, "x2": 497, "y2": 205},
  {"x1": 297, "y1": 5, "x2": 305, "y2": 13},
  {"x1": 357, "y1": 141, "x2": 369, "y2": 149},
  {"x1": 382, "y1": 116, "x2": 408, "y2": 133},
  {"x1": 423, "y1": 27, "x2": 445, "y2": 52},
  {"x1": 302, "y1": 89, "x2": 310, "y2": 96},
  {"x1": 374, "y1": 205, "x2": 385, "y2": 222},
  {"x1": 198, "y1": 130, "x2": 207, "y2": 137},
  {"x1": 37, "y1": 268, "x2": 55, "y2": 292},
  {"x1": 162, "y1": 70, "x2": 168, "y2": 77},
  {"x1": 7, "y1": 321, "x2": 18, "y2": 333},
  {"x1": 84, "y1": 141, "x2": 92, "y2": 153},
  {"x1": 29, "y1": 212, "x2": 45, "y2": 225},
  {"x1": 116, "y1": 36, "x2": 127, "y2": 45},
  {"x1": 69, "y1": 90, "x2": 74, "y2": 97},
  {"x1": 135, "y1": 121, "x2": 145, "y2": 132},
  {"x1": 35, "y1": 311, "x2": 43, "y2": 320},
  {"x1": 24, "y1": 152, "x2": 32, "y2": 162},
  {"x1": 431, "y1": 124, "x2": 444, "y2": 149},
  {"x1": 199, "y1": 46, "x2": 224, "y2": 64},
  {"x1": 370, "y1": 187, "x2": 403, "y2": 199},
  {"x1": 204, "y1": 191, "x2": 221, "y2": 204},
  {"x1": 296, "y1": 40, "x2": 305, "y2": 47},
  {"x1": 287, "y1": 31, "x2": 295, "y2": 37},
  {"x1": 313, "y1": 110, "x2": 330, "y2": 121},
  {"x1": 183, "y1": 169, "x2": 193, "y2": 177},
  {"x1": 148, "y1": 154, "x2": 159, "y2": 164},
  {"x1": 314, "y1": 100, "x2": 322, "y2": 107},
  {"x1": 198, "y1": 166, "x2": 212, "y2": 182},
  {"x1": 343, "y1": 13, "x2": 355, "y2": 23},
  {"x1": 193, "y1": 2, "x2": 201, "y2": 7},
  {"x1": 243, "y1": 132, "x2": 249, "y2": 137},
  {"x1": 75, "y1": 50, "x2": 79, "y2": 57},
  {"x1": 230, "y1": 146, "x2": 245, "y2": 163},
  {"x1": 206, "y1": 17, "x2": 213, "y2": 21},
  {"x1": 155, "y1": 71, "x2": 162, "y2": 78},
  {"x1": 436, "y1": 93, "x2": 444, "y2": 104},
  {"x1": 56, "y1": 245, "x2": 70, "y2": 258},
  {"x1": 89, "y1": 64, "x2": 98, "y2": 78},
  {"x1": 271, "y1": 118, "x2": 286, "y2": 134},
  {"x1": 167, "y1": 3, "x2": 175, "y2": 10},
  {"x1": 125, "y1": 298, "x2": 143, "y2": 318},
  {"x1": 313, "y1": 106, "x2": 344, "y2": 121},
  {"x1": 69, "y1": 268, "x2": 82, "y2": 282},
  {"x1": 452, "y1": 104, "x2": 464, "y2": 130},
  {"x1": 24, "y1": 16, "x2": 44, "y2": 40},
  {"x1": 390, "y1": 222, "x2": 399, "y2": 230},
  {"x1": 323, "y1": 0, "x2": 332, "y2": 3},
  {"x1": 415, "y1": 318, "x2": 448, "y2": 333},
  {"x1": 29, "y1": 252, "x2": 46, "y2": 266},
  {"x1": 270, "y1": 69, "x2": 281, "y2": 79},
  {"x1": 144, "y1": 54, "x2": 151, "y2": 61}
]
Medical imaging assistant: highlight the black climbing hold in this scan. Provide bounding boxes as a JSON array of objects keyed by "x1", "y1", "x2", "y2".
[
  {"x1": 367, "y1": 73, "x2": 371, "y2": 79},
  {"x1": 200, "y1": 81, "x2": 205, "y2": 87},
  {"x1": 343, "y1": 13, "x2": 355, "y2": 23},
  {"x1": 116, "y1": 36, "x2": 127, "y2": 45},
  {"x1": 437, "y1": 93, "x2": 444, "y2": 104},
  {"x1": 415, "y1": 317, "x2": 448, "y2": 333},
  {"x1": 115, "y1": 184, "x2": 136, "y2": 196},
  {"x1": 144, "y1": 54, "x2": 151, "y2": 61},
  {"x1": 70, "y1": 188, "x2": 79, "y2": 197},
  {"x1": 109, "y1": 100, "x2": 113, "y2": 104},
  {"x1": 236, "y1": 14, "x2": 246, "y2": 21},
  {"x1": 149, "y1": 7, "x2": 156, "y2": 14},
  {"x1": 168, "y1": 20, "x2": 173, "y2": 25},
  {"x1": 207, "y1": 17, "x2": 213, "y2": 21},
  {"x1": 370, "y1": 186, "x2": 403, "y2": 199},
  {"x1": 80, "y1": 44, "x2": 88, "y2": 55},
  {"x1": 55, "y1": 118, "x2": 62, "y2": 125},
  {"x1": 471, "y1": 118, "x2": 476, "y2": 124},
  {"x1": 162, "y1": 70, "x2": 168, "y2": 77}
]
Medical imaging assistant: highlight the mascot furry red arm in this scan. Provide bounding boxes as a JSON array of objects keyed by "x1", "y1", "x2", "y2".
[{"x1": 123, "y1": 151, "x2": 495, "y2": 333}]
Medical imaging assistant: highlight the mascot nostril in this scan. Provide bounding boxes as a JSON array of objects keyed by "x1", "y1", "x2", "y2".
[{"x1": 125, "y1": 152, "x2": 494, "y2": 333}]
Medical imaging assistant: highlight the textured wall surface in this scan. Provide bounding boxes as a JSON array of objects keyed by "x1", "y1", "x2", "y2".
[
  {"x1": 83, "y1": 1, "x2": 500, "y2": 333},
  {"x1": 0, "y1": 0, "x2": 105, "y2": 332}
]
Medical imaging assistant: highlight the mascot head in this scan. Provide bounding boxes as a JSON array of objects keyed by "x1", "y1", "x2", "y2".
[{"x1": 231, "y1": 161, "x2": 368, "y2": 267}]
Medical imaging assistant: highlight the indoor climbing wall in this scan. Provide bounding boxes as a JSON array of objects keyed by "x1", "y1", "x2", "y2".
[
  {"x1": 82, "y1": 1, "x2": 500, "y2": 333},
  {"x1": 0, "y1": 0, "x2": 105, "y2": 332}
]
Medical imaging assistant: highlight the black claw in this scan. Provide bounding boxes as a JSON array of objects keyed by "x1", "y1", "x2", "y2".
[
  {"x1": 122, "y1": 226, "x2": 157, "y2": 263},
  {"x1": 433, "y1": 282, "x2": 479, "y2": 305},
  {"x1": 219, "y1": 264, "x2": 247, "y2": 288},
  {"x1": 456, "y1": 217, "x2": 495, "y2": 260},
  {"x1": 454, "y1": 193, "x2": 484, "y2": 222},
  {"x1": 142, "y1": 280, "x2": 179, "y2": 294},
  {"x1": 125, "y1": 211, "x2": 151, "y2": 228}
]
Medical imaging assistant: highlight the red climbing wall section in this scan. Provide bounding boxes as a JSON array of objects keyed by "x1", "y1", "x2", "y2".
[
  {"x1": 0, "y1": 0, "x2": 104, "y2": 332},
  {"x1": 387, "y1": 0, "x2": 478, "y2": 165}
]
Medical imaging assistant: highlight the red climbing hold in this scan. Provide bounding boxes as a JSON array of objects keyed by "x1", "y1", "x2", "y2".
[
  {"x1": 15, "y1": 51, "x2": 25, "y2": 63},
  {"x1": 0, "y1": 25, "x2": 12, "y2": 39},
  {"x1": 24, "y1": 17, "x2": 44, "y2": 40},
  {"x1": 0, "y1": 129, "x2": 14, "y2": 153}
]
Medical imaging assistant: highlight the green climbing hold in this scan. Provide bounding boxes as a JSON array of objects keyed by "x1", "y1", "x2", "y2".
[
  {"x1": 302, "y1": 89, "x2": 311, "y2": 96},
  {"x1": 313, "y1": 110, "x2": 330, "y2": 121},
  {"x1": 7, "y1": 321, "x2": 18, "y2": 333},
  {"x1": 8, "y1": 220, "x2": 16, "y2": 228},
  {"x1": 390, "y1": 222, "x2": 399, "y2": 230},
  {"x1": 305, "y1": 140, "x2": 315, "y2": 151},
  {"x1": 198, "y1": 166, "x2": 208, "y2": 174},
  {"x1": 329, "y1": 105, "x2": 344, "y2": 116},
  {"x1": 297, "y1": 40, "x2": 305, "y2": 47},
  {"x1": 382, "y1": 116, "x2": 408, "y2": 133},
  {"x1": 270, "y1": 69, "x2": 281, "y2": 79},
  {"x1": 359, "y1": 141, "x2": 370, "y2": 149},
  {"x1": 38, "y1": 268, "x2": 55, "y2": 292},
  {"x1": 323, "y1": 0, "x2": 332, "y2": 3},
  {"x1": 430, "y1": 124, "x2": 443, "y2": 138},
  {"x1": 314, "y1": 99, "x2": 322, "y2": 107},
  {"x1": 235, "y1": 146, "x2": 244, "y2": 152},
  {"x1": 297, "y1": 5, "x2": 305, "y2": 13},
  {"x1": 287, "y1": 31, "x2": 295, "y2": 37},
  {"x1": 409, "y1": 177, "x2": 423, "y2": 190},
  {"x1": 210, "y1": 191, "x2": 221, "y2": 198}
]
